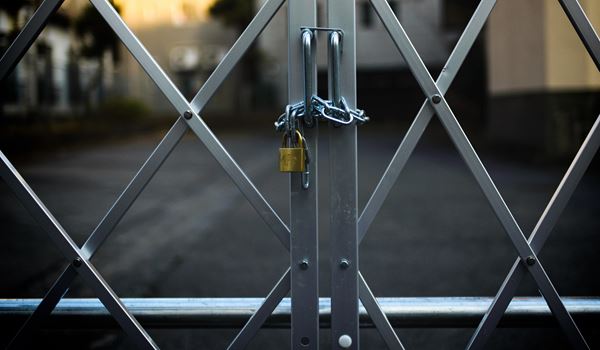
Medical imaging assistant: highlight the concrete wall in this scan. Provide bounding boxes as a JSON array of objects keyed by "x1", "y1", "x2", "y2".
[
  {"x1": 116, "y1": 21, "x2": 238, "y2": 115},
  {"x1": 486, "y1": 0, "x2": 546, "y2": 94},
  {"x1": 486, "y1": 0, "x2": 600, "y2": 157},
  {"x1": 487, "y1": 0, "x2": 600, "y2": 94},
  {"x1": 111, "y1": 0, "x2": 239, "y2": 115},
  {"x1": 545, "y1": 0, "x2": 600, "y2": 90}
]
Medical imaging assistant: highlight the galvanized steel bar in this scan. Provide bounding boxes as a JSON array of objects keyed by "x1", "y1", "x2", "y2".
[
  {"x1": 88, "y1": 0, "x2": 291, "y2": 250},
  {"x1": 6, "y1": 261, "x2": 76, "y2": 349},
  {"x1": 467, "y1": 115, "x2": 600, "y2": 350},
  {"x1": 327, "y1": 2, "x2": 360, "y2": 349},
  {"x1": 12, "y1": 1, "x2": 291, "y2": 344},
  {"x1": 358, "y1": 0, "x2": 496, "y2": 242},
  {"x1": 228, "y1": 269, "x2": 291, "y2": 349},
  {"x1": 288, "y1": 1, "x2": 319, "y2": 348},
  {"x1": 2, "y1": 297, "x2": 599, "y2": 328},
  {"x1": 82, "y1": 119, "x2": 188, "y2": 258},
  {"x1": 557, "y1": 0, "x2": 600, "y2": 70},
  {"x1": 0, "y1": 0, "x2": 64, "y2": 81},
  {"x1": 370, "y1": 1, "x2": 589, "y2": 348},
  {"x1": 0, "y1": 152, "x2": 158, "y2": 350},
  {"x1": 358, "y1": 273, "x2": 405, "y2": 350},
  {"x1": 13, "y1": 0, "x2": 287, "y2": 339},
  {"x1": 8, "y1": 118, "x2": 188, "y2": 348}
]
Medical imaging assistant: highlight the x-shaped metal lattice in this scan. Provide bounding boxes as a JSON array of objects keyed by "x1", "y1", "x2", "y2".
[
  {"x1": 1, "y1": 0, "x2": 290, "y2": 348},
  {"x1": 0, "y1": 0, "x2": 598, "y2": 349},
  {"x1": 357, "y1": 0, "x2": 600, "y2": 349}
]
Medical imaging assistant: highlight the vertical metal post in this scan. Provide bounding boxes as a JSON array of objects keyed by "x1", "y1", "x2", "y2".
[
  {"x1": 288, "y1": 1, "x2": 319, "y2": 349},
  {"x1": 328, "y1": 1, "x2": 359, "y2": 349}
]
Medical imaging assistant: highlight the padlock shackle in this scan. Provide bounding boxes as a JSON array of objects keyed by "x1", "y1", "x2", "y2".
[
  {"x1": 281, "y1": 130, "x2": 304, "y2": 148},
  {"x1": 329, "y1": 31, "x2": 342, "y2": 108},
  {"x1": 302, "y1": 29, "x2": 315, "y2": 125}
]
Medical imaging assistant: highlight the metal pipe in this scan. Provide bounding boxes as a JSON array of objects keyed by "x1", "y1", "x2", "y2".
[
  {"x1": 328, "y1": 31, "x2": 342, "y2": 107},
  {"x1": 301, "y1": 29, "x2": 315, "y2": 190},
  {"x1": 302, "y1": 29, "x2": 315, "y2": 126},
  {"x1": 1, "y1": 297, "x2": 599, "y2": 329}
]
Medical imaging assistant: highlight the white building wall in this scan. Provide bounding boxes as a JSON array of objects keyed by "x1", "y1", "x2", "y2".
[
  {"x1": 116, "y1": 20, "x2": 238, "y2": 114},
  {"x1": 41, "y1": 27, "x2": 71, "y2": 113},
  {"x1": 257, "y1": 0, "x2": 450, "y2": 105}
]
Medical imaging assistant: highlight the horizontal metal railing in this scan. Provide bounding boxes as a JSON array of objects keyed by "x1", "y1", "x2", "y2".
[
  {"x1": 0, "y1": 0, "x2": 598, "y2": 348},
  {"x1": 1, "y1": 297, "x2": 599, "y2": 329}
]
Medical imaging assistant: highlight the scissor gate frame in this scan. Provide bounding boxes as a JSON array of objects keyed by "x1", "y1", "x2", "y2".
[{"x1": 0, "y1": 0, "x2": 599, "y2": 349}]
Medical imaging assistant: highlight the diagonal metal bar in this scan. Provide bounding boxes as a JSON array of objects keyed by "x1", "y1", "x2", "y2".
[
  {"x1": 466, "y1": 115, "x2": 600, "y2": 350},
  {"x1": 558, "y1": 0, "x2": 600, "y2": 70},
  {"x1": 358, "y1": 0, "x2": 496, "y2": 243},
  {"x1": 9, "y1": 0, "x2": 288, "y2": 344},
  {"x1": 0, "y1": 0, "x2": 64, "y2": 81},
  {"x1": 370, "y1": 1, "x2": 589, "y2": 348},
  {"x1": 351, "y1": 2, "x2": 500, "y2": 346},
  {"x1": 0, "y1": 152, "x2": 158, "y2": 350},
  {"x1": 227, "y1": 269, "x2": 291, "y2": 349},
  {"x1": 81, "y1": 118, "x2": 188, "y2": 258},
  {"x1": 359, "y1": 273, "x2": 405, "y2": 350},
  {"x1": 8, "y1": 118, "x2": 188, "y2": 348},
  {"x1": 89, "y1": 0, "x2": 290, "y2": 250}
]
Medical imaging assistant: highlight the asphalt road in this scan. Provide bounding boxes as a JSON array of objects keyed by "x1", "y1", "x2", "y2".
[{"x1": 1, "y1": 126, "x2": 599, "y2": 349}]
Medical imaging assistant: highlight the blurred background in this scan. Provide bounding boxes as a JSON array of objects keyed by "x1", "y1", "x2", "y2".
[{"x1": 0, "y1": 0, "x2": 599, "y2": 349}]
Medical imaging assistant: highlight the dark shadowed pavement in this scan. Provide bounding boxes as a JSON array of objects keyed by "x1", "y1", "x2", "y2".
[{"x1": 1, "y1": 125, "x2": 599, "y2": 349}]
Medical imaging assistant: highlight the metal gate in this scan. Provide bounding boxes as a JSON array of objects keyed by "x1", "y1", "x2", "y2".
[{"x1": 1, "y1": 0, "x2": 599, "y2": 349}]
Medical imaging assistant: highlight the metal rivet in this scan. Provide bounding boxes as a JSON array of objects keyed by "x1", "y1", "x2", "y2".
[
  {"x1": 183, "y1": 110, "x2": 193, "y2": 120},
  {"x1": 525, "y1": 256, "x2": 536, "y2": 266},
  {"x1": 299, "y1": 259, "x2": 309, "y2": 270},
  {"x1": 338, "y1": 335, "x2": 352, "y2": 348},
  {"x1": 340, "y1": 259, "x2": 350, "y2": 269},
  {"x1": 72, "y1": 257, "x2": 82, "y2": 268},
  {"x1": 300, "y1": 336, "x2": 310, "y2": 346},
  {"x1": 431, "y1": 94, "x2": 442, "y2": 104}
]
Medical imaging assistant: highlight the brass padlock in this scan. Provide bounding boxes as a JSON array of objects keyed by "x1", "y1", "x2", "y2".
[{"x1": 279, "y1": 130, "x2": 306, "y2": 172}]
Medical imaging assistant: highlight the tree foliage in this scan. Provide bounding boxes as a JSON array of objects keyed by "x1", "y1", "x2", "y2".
[
  {"x1": 73, "y1": 1, "x2": 121, "y2": 61},
  {"x1": 2, "y1": 1, "x2": 27, "y2": 20},
  {"x1": 208, "y1": 0, "x2": 254, "y2": 32},
  {"x1": 2, "y1": 1, "x2": 71, "y2": 27}
]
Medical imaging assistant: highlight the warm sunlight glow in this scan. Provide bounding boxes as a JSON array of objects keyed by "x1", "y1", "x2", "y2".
[{"x1": 113, "y1": 0, "x2": 214, "y2": 28}]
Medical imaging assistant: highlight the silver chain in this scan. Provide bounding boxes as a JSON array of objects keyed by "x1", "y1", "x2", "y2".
[{"x1": 275, "y1": 95, "x2": 369, "y2": 132}]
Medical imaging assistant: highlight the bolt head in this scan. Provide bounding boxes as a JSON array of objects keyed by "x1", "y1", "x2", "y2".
[
  {"x1": 340, "y1": 259, "x2": 350, "y2": 269},
  {"x1": 299, "y1": 259, "x2": 309, "y2": 270},
  {"x1": 338, "y1": 335, "x2": 352, "y2": 348},
  {"x1": 431, "y1": 94, "x2": 442, "y2": 104},
  {"x1": 183, "y1": 110, "x2": 193, "y2": 120},
  {"x1": 525, "y1": 256, "x2": 536, "y2": 266},
  {"x1": 73, "y1": 257, "x2": 82, "y2": 268}
]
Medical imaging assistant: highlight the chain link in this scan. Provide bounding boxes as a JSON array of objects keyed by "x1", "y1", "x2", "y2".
[{"x1": 275, "y1": 95, "x2": 369, "y2": 132}]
